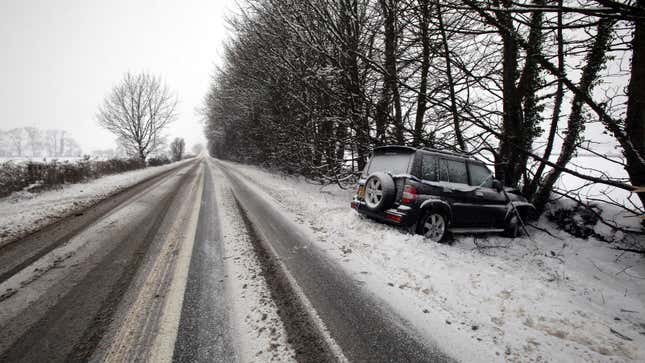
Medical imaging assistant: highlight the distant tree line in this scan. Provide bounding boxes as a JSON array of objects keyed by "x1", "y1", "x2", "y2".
[
  {"x1": 0, "y1": 127, "x2": 82, "y2": 158},
  {"x1": 203, "y1": 0, "x2": 644, "y2": 215}
]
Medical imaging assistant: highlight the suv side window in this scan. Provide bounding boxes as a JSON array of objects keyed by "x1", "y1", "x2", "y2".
[
  {"x1": 469, "y1": 163, "x2": 493, "y2": 187},
  {"x1": 439, "y1": 159, "x2": 468, "y2": 184},
  {"x1": 421, "y1": 154, "x2": 437, "y2": 181}
]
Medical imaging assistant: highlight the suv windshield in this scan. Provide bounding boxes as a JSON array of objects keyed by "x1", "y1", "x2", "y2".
[{"x1": 367, "y1": 153, "x2": 412, "y2": 175}]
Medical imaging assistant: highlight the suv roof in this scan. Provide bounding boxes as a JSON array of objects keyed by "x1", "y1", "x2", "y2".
[{"x1": 373, "y1": 145, "x2": 482, "y2": 163}]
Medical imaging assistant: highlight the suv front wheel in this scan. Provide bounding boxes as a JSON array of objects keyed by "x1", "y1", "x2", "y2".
[
  {"x1": 418, "y1": 211, "x2": 448, "y2": 243},
  {"x1": 502, "y1": 215, "x2": 521, "y2": 238}
]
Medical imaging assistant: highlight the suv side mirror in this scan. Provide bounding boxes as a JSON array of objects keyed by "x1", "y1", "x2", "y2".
[{"x1": 492, "y1": 179, "x2": 503, "y2": 192}]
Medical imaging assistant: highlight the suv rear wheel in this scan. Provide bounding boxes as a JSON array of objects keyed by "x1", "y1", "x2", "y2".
[
  {"x1": 364, "y1": 172, "x2": 396, "y2": 212},
  {"x1": 419, "y1": 211, "x2": 448, "y2": 243}
]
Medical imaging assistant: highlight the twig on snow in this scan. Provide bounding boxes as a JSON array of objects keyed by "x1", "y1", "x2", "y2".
[
  {"x1": 527, "y1": 223, "x2": 563, "y2": 240},
  {"x1": 610, "y1": 328, "x2": 633, "y2": 341}
]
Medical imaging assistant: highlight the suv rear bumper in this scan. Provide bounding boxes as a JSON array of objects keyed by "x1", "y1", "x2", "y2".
[{"x1": 351, "y1": 197, "x2": 418, "y2": 228}]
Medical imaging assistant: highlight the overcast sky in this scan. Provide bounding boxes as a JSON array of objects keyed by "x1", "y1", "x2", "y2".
[{"x1": 0, "y1": 0, "x2": 236, "y2": 153}]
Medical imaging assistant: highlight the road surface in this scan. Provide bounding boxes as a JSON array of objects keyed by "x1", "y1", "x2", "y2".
[{"x1": 0, "y1": 157, "x2": 450, "y2": 362}]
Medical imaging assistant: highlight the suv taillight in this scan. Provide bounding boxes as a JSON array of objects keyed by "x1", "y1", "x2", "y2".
[{"x1": 401, "y1": 185, "x2": 416, "y2": 204}]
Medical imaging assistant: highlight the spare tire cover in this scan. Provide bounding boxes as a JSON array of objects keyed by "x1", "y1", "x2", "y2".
[{"x1": 364, "y1": 172, "x2": 396, "y2": 212}]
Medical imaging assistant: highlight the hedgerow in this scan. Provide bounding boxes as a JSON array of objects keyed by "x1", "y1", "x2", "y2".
[{"x1": 0, "y1": 158, "x2": 145, "y2": 198}]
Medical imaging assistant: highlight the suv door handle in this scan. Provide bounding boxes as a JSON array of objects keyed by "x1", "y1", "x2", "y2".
[{"x1": 475, "y1": 191, "x2": 484, "y2": 197}]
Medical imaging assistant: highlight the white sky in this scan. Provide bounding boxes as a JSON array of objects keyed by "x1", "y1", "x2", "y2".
[{"x1": 0, "y1": 0, "x2": 236, "y2": 153}]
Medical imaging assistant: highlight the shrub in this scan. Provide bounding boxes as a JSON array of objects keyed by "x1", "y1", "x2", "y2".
[
  {"x1": 546, "y1": 204, "x2": 601, "y2": 239},
  {"x1": 0, "y1": 162, "x2": 29, "y2": 197},
  {"x1": 147, "y1": 155, "x2": 171, "y2": 166}
]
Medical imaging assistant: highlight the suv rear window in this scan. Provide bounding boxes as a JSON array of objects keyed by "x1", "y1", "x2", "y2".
[
  {"x1": 421, "y1": 154, "x2": 438, "y2": 181},
  {"x1": 367, "y1": 153, "x2": 412, "y2": 175}
]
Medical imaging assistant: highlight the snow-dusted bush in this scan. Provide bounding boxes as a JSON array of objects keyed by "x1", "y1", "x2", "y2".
[
  {"x1": 0, "y1": 162, "x2": 29, "y2": 197},
  {"x1": 147, "y1": 155, "x2": 171, "y2": 167}
]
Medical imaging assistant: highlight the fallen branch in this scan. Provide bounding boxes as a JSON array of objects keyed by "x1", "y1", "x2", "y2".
[
  {"x1": 551, "y1": 189, "x2": 645, "y2": 236},
  {"x1": 611, "y1": 247, "x2": 645, "y2": 255}
]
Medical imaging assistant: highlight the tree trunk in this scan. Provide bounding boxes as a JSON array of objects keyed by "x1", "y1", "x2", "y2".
[
  {"x1": 379, "y1": 0, "x2": 404, "y2": 144},
  {"x1": 525, "y1": 0, "x2": 563, "y2": 198},
  {"x1": 436, "y1": 0, "x2": 465, "y2": 151},
  {"x1": 494, "y1": 0, "x2": 524, "y2": 187},
  {"x1": 375, "y1": 93, "x2": 389, "y2": 145},
  {"x1": 335, "y1": 121, "x2": 348, "y2": 172},
  {"x1": 533, "y1": 18, "x2": 615, "y2": 211},
  {"x1": 513, "y1": 0, "x2": 544, "y2": 185},
  {"x1": 340, "y1": 0, "x2": 369, "y2": 171},
  {"x1": 413, "y1": 1, "x2": 430, "y2": 147},
  {"x1": 624, "y1": 0, "x2": 645, "y2": 208}
]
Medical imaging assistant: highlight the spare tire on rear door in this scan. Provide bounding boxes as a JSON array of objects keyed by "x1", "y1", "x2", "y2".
[{"x1": 364, "y1": 172, "x2": 396, "y2": 212}]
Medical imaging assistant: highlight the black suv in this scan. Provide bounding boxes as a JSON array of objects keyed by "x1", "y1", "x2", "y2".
[{"x1": 351, "y1": 146, "x2": 535, "y2": 242}]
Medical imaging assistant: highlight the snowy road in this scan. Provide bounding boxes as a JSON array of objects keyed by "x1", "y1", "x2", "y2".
[
  {"x1": 219, "y1": 160, "x2": 449, "y2": 362},
  {"x1": 0, "y1": 156, "x2": 450, "y2": 362}
]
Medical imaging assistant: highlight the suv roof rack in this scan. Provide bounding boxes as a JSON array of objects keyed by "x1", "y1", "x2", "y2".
[
  {"x1": 421, "y1": 147, "x2": 472, "y2": 158},
  {"x1": 373, "y1": 145, "x2": 480, "y2": 161},
  {"x1": 373, "y1": 145, "x2": 417, "y2": 154}
]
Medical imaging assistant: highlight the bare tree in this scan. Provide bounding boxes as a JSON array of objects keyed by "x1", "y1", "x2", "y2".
[
  {"x1": 169, "y1": 137, "x2": 185, "y2": 161},
  {"x1": 376, "y1": 0, "x2": 404, "y2": 144},
  {"x1": 45, "y1": 129, "x2": 61, "y2": 157},
  {"x1": 61, "y1": 136, "x2": 82, "y2": 157},
  {"x1": 7, "y1": 129, "x2": 25, "y2": 157},
  {"x1": 24, "y1": 127, "x2": 43, "y2": 157},
  {"x1": 0, "y1": 131, "x2": 11, "y2": 157},
  {"x1": 97, "y1": 72, "x2": 177, "y2": 162}
]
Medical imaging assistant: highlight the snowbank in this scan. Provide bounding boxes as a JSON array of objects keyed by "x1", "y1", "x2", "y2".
[{"x1": 221, "y1": 160, "x2": 645, "y2": 363}]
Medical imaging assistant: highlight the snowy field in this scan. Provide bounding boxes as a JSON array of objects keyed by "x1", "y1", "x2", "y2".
[
  {"x1": 221, "y1": 160, "x2": 645, "y2": 363},
  {"x1": 0, "y1": 160, "x2": 190, "y2": 248}
]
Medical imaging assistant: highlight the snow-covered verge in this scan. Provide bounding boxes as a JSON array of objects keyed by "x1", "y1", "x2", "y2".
[
  {"x1": 220, "y1": 160, "x2": 645, "y2": 363},
  {"x1": 0, "y1": 160, "x2": 191, "y2": 248}
]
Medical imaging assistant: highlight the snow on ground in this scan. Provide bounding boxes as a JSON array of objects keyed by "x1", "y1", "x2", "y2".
[
  {"x1": 0, "y1": 160, "x2": 190, "y2": 248},
  {"x1": 220, "y1": 160, "x2": 645, "y2": 363},
  {"x1": 210, "y1": 163, "x2": 296, "y2": 362}
]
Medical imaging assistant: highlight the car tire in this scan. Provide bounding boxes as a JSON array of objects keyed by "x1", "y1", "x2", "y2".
[
  {"x1": 363, "y1": 172, "x2": 396, "y2": 212},
  {"x1": 418, "y1": 211, "x2": 448, "y2": 243}
]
